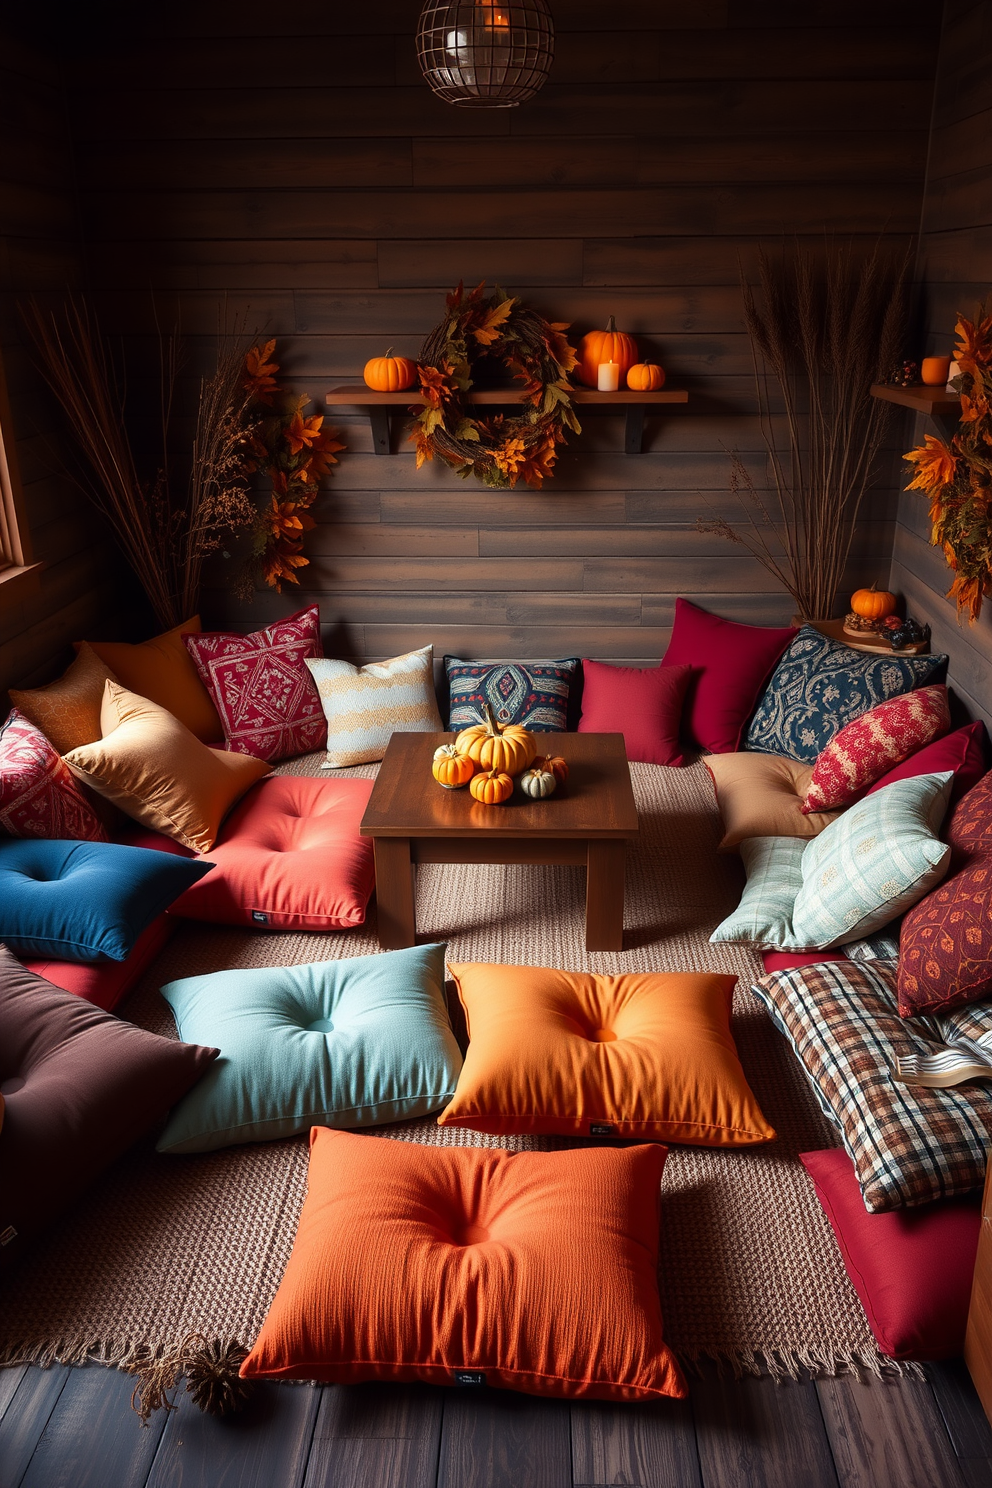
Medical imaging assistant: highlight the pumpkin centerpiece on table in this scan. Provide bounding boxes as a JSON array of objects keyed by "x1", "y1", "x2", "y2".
[
  {"x1": 626, "y1": 361, "x2": 665, "y2": 392},
  {"x1": 576, "y1": 317, "x2": 639, "y2": 388},
  {"x1": 363, "y1": 348, "x2": 418, "y2": 392},
  {"x1": 431, "y1": 743, "x2": 476, "y2": 790},
  {"x1": 469, "y1": 769, "x2": 514, "y2": 805},
  {"x1": 519, "y1": 764, "x2": 557, "y2": 799},
  {"x1": 455, "y1": 703, "x2": 537, "y2": 776},
  {"x1": 844, "y1": 583, "x2": 899, "y2": 635}
]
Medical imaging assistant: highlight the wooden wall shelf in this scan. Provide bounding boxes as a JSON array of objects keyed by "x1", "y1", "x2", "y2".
[
  {"x1": 325, "y1": 384, "x2": 689, "y2": 456},
  {"x1": 870, "y1": 383, "x2": 961, "y2": 436}
]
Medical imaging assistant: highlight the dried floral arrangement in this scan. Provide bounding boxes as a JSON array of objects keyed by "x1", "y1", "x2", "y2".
[
  {"x1": 412, "y1": 281, "x2": 580, "y2": 489},
  {"x1": 698, "y1": 242, "x2": 910, "y2": 622},
  {"x1": 239, "y1": 340, "x2": 344, "y2": 594},
  {"x1": 904, "y1": 302, "x2": 992, "y2": 624}
]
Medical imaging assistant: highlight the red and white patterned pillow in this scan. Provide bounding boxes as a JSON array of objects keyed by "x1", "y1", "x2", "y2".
[
  {"x1": 183, "y1": 605, "x2": 327, "y2": 764},
  {"x1": 801, "y1": 685, "x2": 950, "y2": 814},
  {"x1": 0, "y1": 710, "x2": 108, "y2": 840}
]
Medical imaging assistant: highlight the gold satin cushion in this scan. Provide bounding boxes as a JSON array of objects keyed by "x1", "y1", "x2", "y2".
[
  {"x1": 64, "y1": 682, "x2": 270, "y2": 853},
  {"x1": 9, "y1": 644, "x2": 118, "y2": 756},
  {"x1": 79, "y1": 617, "x2": 223, "y2": 744},
  {"x1": 705, "y1": 752, "x2": 840, "y2": 851}
]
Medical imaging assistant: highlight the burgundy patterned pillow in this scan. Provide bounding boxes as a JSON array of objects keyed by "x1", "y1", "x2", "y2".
[
  {"x1": 0, "y1": 710, "x2": 108, "y2": 841},
  {"x1": 802, "y1": 686, "x2": 950, "y2": 814},
  {"x1": 184, "y1": 605, "x2": 327, "y2": 763},
  {"x1": 899, "y1": 766, "x2": 992, "y2": 1016}
]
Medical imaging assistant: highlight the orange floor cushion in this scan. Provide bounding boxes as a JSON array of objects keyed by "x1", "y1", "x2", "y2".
[
  {"x1": 158, "y1": 774, "x2": 376, "y2": 930},
  {"x1": 240, "y1": 1127, "x2": 686, "y2": 1402},
  {"x1": 439, "y1": 962, "x2": 775, "y2": 1145}
]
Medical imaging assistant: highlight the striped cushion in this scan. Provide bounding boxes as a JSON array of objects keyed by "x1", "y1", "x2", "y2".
[
  {"x1": 751, "y1": 959, "x2": 992, "y2": 1211},
  {"x1": 307, "y1": 646, "x2": 443, "y2": 768}
]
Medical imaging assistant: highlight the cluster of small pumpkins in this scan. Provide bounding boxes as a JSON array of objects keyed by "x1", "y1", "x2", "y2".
[{"x1": 431, "y1": 705, "x2": 568, "y2": 806}]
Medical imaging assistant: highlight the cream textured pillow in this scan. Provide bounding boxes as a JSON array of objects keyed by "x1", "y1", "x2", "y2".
[
  {"x1": 705, "y1": 752, "x2": 840, "y2": 851},
  {"x1": 10, "y1": 643, "x2": 118, "y2": 756},
  {"x1": 64, "y1": 682, "x2": 270, "y2": 852},
  {"x1": 306, "y1": 646, "x2": 443, "y2": 768}
]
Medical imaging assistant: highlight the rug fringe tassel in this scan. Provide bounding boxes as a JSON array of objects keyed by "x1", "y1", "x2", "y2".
[
  {"x1": 122, "y1": 1335, "x2": 251, "y2": 1425},
  {"x1": 677, "y1": 1345, "x2": 924, "y2": 1383}
]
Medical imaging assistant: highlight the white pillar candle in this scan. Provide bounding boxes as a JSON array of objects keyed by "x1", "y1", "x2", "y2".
[{"x1": 597, "y1": 362, "x2": 620, "y2": 392}]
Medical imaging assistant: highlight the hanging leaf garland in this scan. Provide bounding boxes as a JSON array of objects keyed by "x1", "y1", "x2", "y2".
[
  {"x1": 411, "y1": 282, "x2": 580, "y2": 490},
  {"x1": 904, "y1": 301, "x2": 992, "y2": 623}
]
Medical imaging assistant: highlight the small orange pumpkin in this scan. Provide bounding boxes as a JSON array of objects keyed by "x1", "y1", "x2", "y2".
[
  {"x1": 576, "y1": 317, "x2": 639, "y2": 389},
  {"x1": 432, "y1": 743, "x2": 475, "y2": 789},
  {"x1": 626, "y1": 361, "x2": 665, "y2": 392},
  {"x1": 455, "y1": 704, "x2": 536, "y2": 776},
  {"x1": 850, "y1": 583, "x2": 897, "y2": 622},
  {"x1": 363, "y1": 348, "x2": 418, "y2": 393},
  {"x1": 469, "y1": 769, "x2": 514, "y2": 805},
  {"x1": 534, "y1": 754, "x2": 569, "y2": 785}
]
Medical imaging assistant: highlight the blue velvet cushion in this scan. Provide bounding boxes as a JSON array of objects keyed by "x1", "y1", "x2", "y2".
[
  {"x1": 0, "y1": 838, "x2": 212, "y2": 962},
  {"x1": 156, "y1": 942, "x2": 464, "y2": 1153},
  {"x1": 445, "y1": 657, "x2": 579, "y2": 731},
  {"x1": 744, "y1": 626, "x2": 947, "y2": 763}
]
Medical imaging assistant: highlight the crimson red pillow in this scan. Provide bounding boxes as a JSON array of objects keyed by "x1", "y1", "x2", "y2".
[
  {"x1": 760, "y1": 950, "x2": 847, "y2": 974},
  {"x1": 801, "y1": 1148, "x2": 980, "y2": 1360},
  {"x1": 577, "y1": 660, "x2": 691, "y2": 767},
  {"x1": 660, "y1": 599, "x2": 797, "y2": 754},
  {"x1": 867, "y1": 719, "x2": 987, "y2": 807}
]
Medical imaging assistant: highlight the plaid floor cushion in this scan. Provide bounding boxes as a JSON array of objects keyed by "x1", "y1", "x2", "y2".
[{"x1": 751, "y1": 960, "x2": 992, "y2": 1211}]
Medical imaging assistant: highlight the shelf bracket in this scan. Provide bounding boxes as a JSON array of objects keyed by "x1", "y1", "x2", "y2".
[
  {"x1": 368, "y1": 409, "x2": 391, "y2": 456},
  {"x1": 624, "y1": 404, "x2": 646, "y2": 456}
]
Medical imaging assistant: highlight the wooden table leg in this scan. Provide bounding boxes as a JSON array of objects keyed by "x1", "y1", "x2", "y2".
[
  {"x1": 373, "y1": 837, "x2": 416, "y2": 949},
  {"x1": 585, "y1": 839, "x2": 626, "y2": 951}
]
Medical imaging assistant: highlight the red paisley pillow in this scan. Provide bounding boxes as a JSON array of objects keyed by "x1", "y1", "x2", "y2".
[
  {"x1": 184, "y1": 605, "x2": 327, "y2": 763},
  {"x1": 0, "y1": 710, "x2": 108, "y2": 841},
  {"x1": 802, "y1": 686, "x2": 950, "y2": 814}
]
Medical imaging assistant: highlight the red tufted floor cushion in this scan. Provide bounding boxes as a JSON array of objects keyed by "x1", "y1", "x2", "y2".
[
  {"x1": 128, "y1": 775, "x2": 376, "y2": 931},
  {"x1": 22, "y1": 914, "x2": 173, "y2": 1013}
]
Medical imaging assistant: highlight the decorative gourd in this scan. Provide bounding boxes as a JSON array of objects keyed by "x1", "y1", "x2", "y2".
[
  {"x1": 850, "y1": 583, "x2": 897, "y2": 621},
  {"x1": 533, "y1": 754, "x2": 569, "y2": 785},
  {"x1": 626, "y1": 361, "x2": 665, "y2": 392},
  {"x1": 575, "y1": 317, "x2": 639, "y2": 388},
  {"x1": 455, "y1": 703, "x2": 537, "y2": 776},
  {"x1": 432, "y1": 744, "x2": 475, "y2": 789},
  {"x1": 363, "y1": 348, "x2": 418, "y2": 393},
  {"x1": 469, "y1": 769, "x2": 514, "y2": 805},
  {"x1": 519, "y1": 765, "x2": 557, "y2": 799}
]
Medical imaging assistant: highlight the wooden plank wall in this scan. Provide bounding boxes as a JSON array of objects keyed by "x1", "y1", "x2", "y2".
[
  {"x1": 64, "y1": 1, "x2": 938, "y2": 665},
  {"x1": 0, "y1": 26, "x2": 130, "y2": 695},
  {"x1": 890, "y1": 0, "x2": 992, "y2": 729}
]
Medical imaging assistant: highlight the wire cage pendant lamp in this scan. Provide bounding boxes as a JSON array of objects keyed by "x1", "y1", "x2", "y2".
[{"x1": 415, "y1": 0, "x2": 554, "y2": 109}]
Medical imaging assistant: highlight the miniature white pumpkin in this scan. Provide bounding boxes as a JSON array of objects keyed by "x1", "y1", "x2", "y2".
[{"x1": 519, "y1": 765, "x2": 557, "y2": 799}]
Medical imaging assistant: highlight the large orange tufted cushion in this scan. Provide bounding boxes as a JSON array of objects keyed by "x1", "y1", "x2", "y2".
[
  {"x1": 163, "y1": 774, "x2": 376, "y2": 930},
  {"x1": 240, "y1": 1127, "x2": 686, "y2": 1402},
  {"x1": 439, "y1": 963, "x2": 775, "y2": 1145}
]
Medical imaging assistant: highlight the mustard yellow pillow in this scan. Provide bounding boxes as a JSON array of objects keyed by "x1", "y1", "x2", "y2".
[
  {"x1": 64, "y1": 682, "x2": 270, "y2": 853},
  {"x1": 9, "y1": 644, "x2": 118, "y2": 756},
  {"x1": 80, "y1": 617, "x2": 223, "y2": 744},
  {"x1": 705, "y1": 752, "x2": 840, "y2": 851}
]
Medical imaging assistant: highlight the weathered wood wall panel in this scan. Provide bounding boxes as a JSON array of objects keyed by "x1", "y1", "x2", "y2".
[
  {"x1": 890, "y1": 0, "x2": 992, "y2": 729},
  {"x1": 64, "y1": 0, "x2": 937, "y2": 664}
]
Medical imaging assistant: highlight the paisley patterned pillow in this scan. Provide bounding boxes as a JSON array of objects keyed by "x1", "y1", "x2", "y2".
[
  {"x1": 0, "y1": 710, "x2": 108, "y2": 841},
  {"x1": 745, "y1": 626, "x2": 947, "y2": 764},
  {"x1": 445, "y1": 657, "x2": 579, "y2": 732}
]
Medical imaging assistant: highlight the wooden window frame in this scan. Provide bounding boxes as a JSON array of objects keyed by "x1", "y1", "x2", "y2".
[{"x1": 0, "y1": 343, "x2": 43, "y2": 609}]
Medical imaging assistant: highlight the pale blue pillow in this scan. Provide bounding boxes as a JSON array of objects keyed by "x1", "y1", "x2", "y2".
[
  {"x1": 156, "y1": 943, "x2": 462, "y2": 1153},
  {"x1": 710, "y1": 836, "x2": 808, "y2": 949},
  {"x1": 791, "y1": 773, "x2": 953, "y2": 949}
]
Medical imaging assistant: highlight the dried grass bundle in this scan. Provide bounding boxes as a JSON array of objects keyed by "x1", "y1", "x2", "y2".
[{"x1": 700, "y1": 241, "x2": 911, "y2": 621}]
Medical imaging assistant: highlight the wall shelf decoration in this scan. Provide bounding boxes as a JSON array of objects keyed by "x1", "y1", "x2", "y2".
[
  {"x1": 870, "y1": 383, "x2": 961, "y2": 438},
  {"x1": 325, "y1": 385, "x2": 688, "y2": 456}
]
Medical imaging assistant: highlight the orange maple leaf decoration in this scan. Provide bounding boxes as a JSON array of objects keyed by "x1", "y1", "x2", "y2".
[
  {"x1": 244, "y1": 339, "x2": 280, "y2": 405},
  {"x1": 903, "y1": 434, "x2": 957, "y2": 495}
]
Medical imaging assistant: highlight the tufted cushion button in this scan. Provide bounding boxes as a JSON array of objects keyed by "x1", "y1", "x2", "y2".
[
  {"x1": 589, "y1": 1027, "x2": 617, "y2": 1043},
  {"x1": 452, "y1": 1223, "x2": 491, "y2": 1246},
  {"x1": 0, "y1": 1076, "x2": 26, "y2": 1096},
  {"x1": 307, "y1": 1017, "x2": 335, "y2": 1035}
]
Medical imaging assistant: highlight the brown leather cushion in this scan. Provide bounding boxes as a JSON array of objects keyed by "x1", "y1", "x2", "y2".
[{"x1": 0, "y1": 945, "x2": 217, "y2": 1268}]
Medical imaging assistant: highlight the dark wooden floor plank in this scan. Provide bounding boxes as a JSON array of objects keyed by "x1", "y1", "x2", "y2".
[
  {"x1": 436, "y1": 1389, "x2": 572, "y2": 1488},
  {"x1": 816, "y1": 1374, "x2": 967, "y2": 1488},
  {"x1": 0, "y1": 1366, "x2": 71, "y2": 1488},
  {"x1": 303, "y1": 1383, "x2": 443, "y2": 1488},
  {"x1": 18, "y1": 1366, "x2": 166, "y2": 1488},
  {"x1": 571, "y1": 1396, "x2": 701, "y2": 1487},
  {"x1": 693, "y1": 1366, "x2": 840, "y2": 1488},
  {"x1": 929, "y1": 1361, "x2": 992, "y2": 1464},
  {"x1": 0, "y1": 1368, "x2": 27, "y2": 1428},
  {"x1": 144, "y1": 1379, "x2": 319, "y2": 1488}
]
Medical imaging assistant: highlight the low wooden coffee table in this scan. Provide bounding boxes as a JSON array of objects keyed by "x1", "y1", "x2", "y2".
[{"x1": 361, "y1": 732, "x2": 638, "y2": 952}]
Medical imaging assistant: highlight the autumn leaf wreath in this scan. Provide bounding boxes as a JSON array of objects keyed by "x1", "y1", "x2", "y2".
[{"x1": 411, "y1": 281, "x2": 581, "y2": 490}]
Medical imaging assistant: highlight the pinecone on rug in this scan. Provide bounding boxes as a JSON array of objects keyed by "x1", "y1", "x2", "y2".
[{"x1": 126, "y1": 1333, "x2": 252, "y2": 1423}]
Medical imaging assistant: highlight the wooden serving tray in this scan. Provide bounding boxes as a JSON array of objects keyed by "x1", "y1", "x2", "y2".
[{"x1": 809, "y1": 619, "x2": 930, "y2": 656}]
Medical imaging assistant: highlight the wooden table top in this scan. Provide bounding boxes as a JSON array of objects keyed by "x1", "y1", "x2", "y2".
[{"x1": 360, "y1": 732, "x2": 639, "y2": 840}]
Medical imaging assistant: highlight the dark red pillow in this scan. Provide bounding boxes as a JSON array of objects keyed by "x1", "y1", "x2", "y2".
[
  {"x1": 0, "y1": 946, "x2": 218, "y2": 1267},
  {"x1": 660, "y1": 599, "x2": 796, "y2": 754},
  {"x1": 867, "y1": 719, "x2": 987, "y2": 807},
  {"x1": 760, "y1": 950, "x2": 847, "y2": 975},
  {"x1": 22, "y1": 915, "x2": 172, "y2": 1013},
  {"x1": 577, "y1": 660, "x2": 691, "y2": 767},
  {"x1": 801, "y1": 1148, "x2": 980, "y2": 1360}
]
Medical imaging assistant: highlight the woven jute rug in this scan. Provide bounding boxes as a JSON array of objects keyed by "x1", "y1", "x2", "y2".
[{"x1": 0, "y1": 757, "x2": 901, "y2": 1380}]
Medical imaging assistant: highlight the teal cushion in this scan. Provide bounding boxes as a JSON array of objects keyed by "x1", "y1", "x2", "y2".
[
  {"x1": 791, "y1": 773, "x2": 953, "y2": 949},
  {"x1": 156, "y1": 943, "x2": 462, "y2": 1153},
  {"x1": 710, "y1": 836, "x2": 808, "y2": 949}
]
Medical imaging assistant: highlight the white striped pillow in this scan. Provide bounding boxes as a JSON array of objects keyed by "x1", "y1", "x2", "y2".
[{"x1": 306, "y1": 646, "x2": 443, "y2": 768}]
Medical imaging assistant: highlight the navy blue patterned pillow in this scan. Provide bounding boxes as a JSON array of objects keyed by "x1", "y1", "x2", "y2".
[
  {"x1": 745, "y1": 627, "x2": 947, "y2": 763},
  {"x1": 445, "y1": 658, "x2": 579, "y2": 732}
]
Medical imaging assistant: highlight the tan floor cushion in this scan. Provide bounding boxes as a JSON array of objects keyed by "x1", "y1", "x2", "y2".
[{"x1": 705, "y1": 752, "x2": 840, "y2": 851}]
